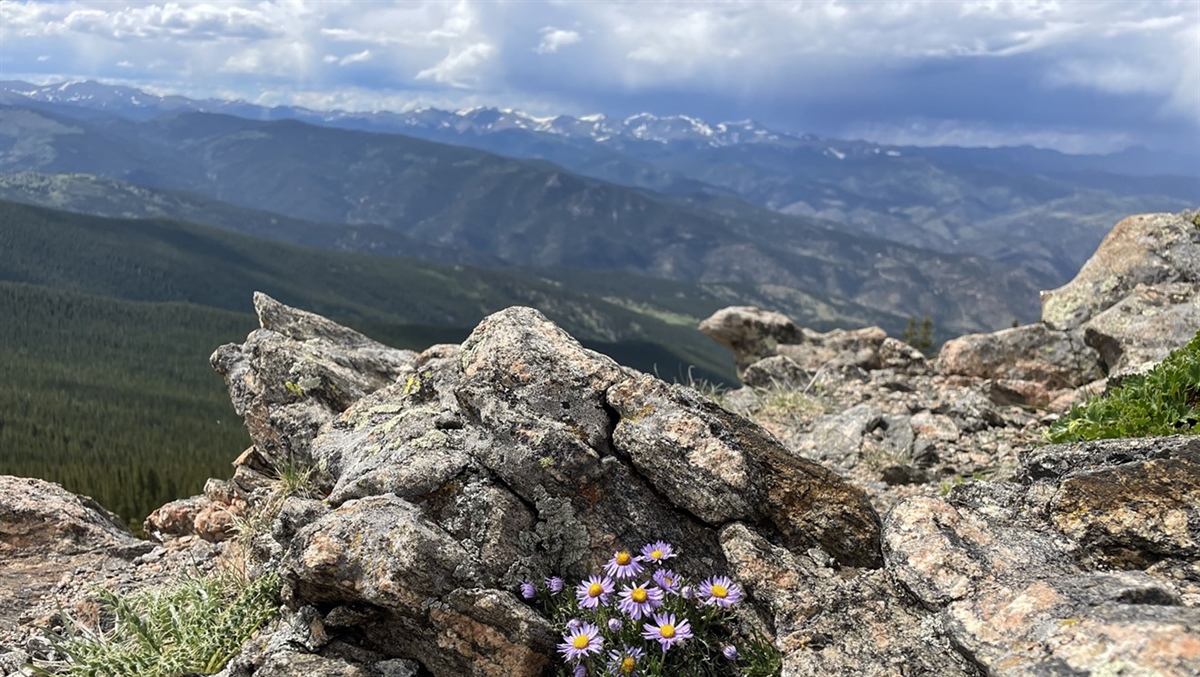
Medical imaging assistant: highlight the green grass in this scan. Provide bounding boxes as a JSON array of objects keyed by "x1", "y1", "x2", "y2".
[
  {"x1": 1045, "y1": 330, "x2": 1200, "y2": 443},
  {"x1": 34, "y1": 570, "x2": 280, "y2": 677}
]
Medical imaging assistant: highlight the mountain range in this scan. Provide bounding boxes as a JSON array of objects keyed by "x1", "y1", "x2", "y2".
[
  {"x1": 3, "y1": 80, "x2": 1195, "y2": 288},
  {"x1": 1, "y1": 100, "x2": 1050, "y2": 337}
]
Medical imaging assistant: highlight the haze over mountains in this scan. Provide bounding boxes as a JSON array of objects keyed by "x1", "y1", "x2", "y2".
[
  {"x1": 5, "y1": 80, "x2": 1196, "y2": 287},
  {"x1": 0, "y1": 79, "x2": 1195, "y2": 341}
]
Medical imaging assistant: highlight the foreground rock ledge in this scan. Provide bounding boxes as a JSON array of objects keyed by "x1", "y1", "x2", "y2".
[{"x1": 216, "y1": 303, "x2": 882, "y2": 676}]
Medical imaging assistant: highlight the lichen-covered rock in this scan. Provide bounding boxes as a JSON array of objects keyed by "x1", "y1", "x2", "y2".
[
  {"x1": 937, "y1": 323, "x2": 1102, "y2": 389},
  {"x1": 608, "y1": 376, "x2": 882, "y2": 568},
  {"x1": 721, "y1": 524, "x2": 980, "y2": 677},
  {"x1": 1041, "y1": 211, "x2": 1200, "y2": 331},
  {"x1": 209, "y1": 292, "x2": 415, "y2": 474},
  {"x1": 883, "y1": 436, "x2": 1200, "y2": 675},
  {"x1": 249, "y1": 306, "x2": 882, "y2": 676},
  {"x1": 1083, "y1": 281, "x2": 1200, "y2": 375}
]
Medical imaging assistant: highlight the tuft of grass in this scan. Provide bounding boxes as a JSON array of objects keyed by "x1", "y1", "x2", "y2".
[
  {"x1": 753, "y1": 382, "x2": 829, "y2": 425},
  {"x1": 35, "y1": 570, "x2": 280, "y2": 677},
  {"x1": 1045, "y1": 330, "x2": 1200, "y2": 443}
]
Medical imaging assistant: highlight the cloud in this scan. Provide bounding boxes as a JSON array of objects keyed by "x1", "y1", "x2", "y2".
[
  {"x1": 535, "y1": 27, "x2": 580, "y2": 54},
  {"x1": 0, "y1": 0, "x2": 1195, "y2": 153},
  {"x1": 416, "y1": 42, "x2": 495, "y2": 87},
  {"x1": 332, "y1": 49, "x2": 373, "y2": 67}
]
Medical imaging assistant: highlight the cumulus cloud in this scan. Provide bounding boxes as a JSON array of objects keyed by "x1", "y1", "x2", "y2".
[
  {"x1": 1, "y1": 0, "x2": 1195, "y2": 152},
  {"x1": 535, "y1": 27, "x2": 581, "y2": 54}
]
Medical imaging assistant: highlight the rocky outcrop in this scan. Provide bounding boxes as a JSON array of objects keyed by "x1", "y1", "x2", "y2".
[
  {"x1": 1041, "y1": 211, "x2": 1200, "y2": 375},
  {"x1": 934, "y1": 211, "x2": 1200, "y2": 392},
  {"x1": 212, "y1": 304, "x2": 883, "y2": 676},
  {"x1": 210, "y1": 292, "x2": 416, "y2": 475},
  {"x1": 699, "y1": 307, "x2": 926, "y2": 382}
]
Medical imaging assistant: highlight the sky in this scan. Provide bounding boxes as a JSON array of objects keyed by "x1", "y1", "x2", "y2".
[{"x1": 1, "y1": 0, "x2": 1198, "y2": 155}]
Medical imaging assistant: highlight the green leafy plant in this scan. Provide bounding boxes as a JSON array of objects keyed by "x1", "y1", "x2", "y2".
[
  {"x1": 1045, "y1": 331, "x2": 1200, "y2": 443},
  {"x1": 33, "y1": 570, "x2": 280, "y2": 677},
  {"x1": 521, "y1": 540, "x2": 781, "y2": 676}
]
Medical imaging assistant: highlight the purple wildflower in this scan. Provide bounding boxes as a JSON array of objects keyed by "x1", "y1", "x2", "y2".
[
  {"x1": 605, "y1": 550, "x2": 644, "y2": 580},
  {"x1": 573, "y1": 664, "x2": 588, "y2": 677},
  {"x1": 641, "y1": 612, "x2": 693, "y2": 652},
  {"x1": 546, "y1": 576, "x2": 565, "y2": 594},
  {"x1": 558, "y1": 621, "x2": 604, "y2": 662},
  {"x1": 567, "y1": 618, "x2": 583, "y2": 633},
  {"x1": 680, "y1": 585, "x2": 694, "y2": 600},
  {"x1": 652, "y1": 568, "x2": 680, "y2": 593},
  {"x1": 608, "y1": 617, "x2": 623, "y2": 633},
  {"x1": 722, "y1": 644, "x2": 738, "y2": 661},
  {"x1": 698, "y1": 575, "x2": 743, "y2": 608},
  {"x1": 575, "y1": 575, "x2": 615, "y2": 609},
  {"x1": 617, "y1": 582, "x2": 664, "y2": 620},
  {"x1": 607, "y1": 645, "x2": 645, "y2": 675},
  {"x1": 520, "y1": 582, "x2": 536, "y2": 600},
  {"x1": 639, "y1": 540, "x2": 677, "y2": 564}
]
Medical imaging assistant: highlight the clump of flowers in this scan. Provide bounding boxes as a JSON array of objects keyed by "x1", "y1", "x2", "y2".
[{"x1": 519, "y1": 541, "x2": 781, "y2": 676}]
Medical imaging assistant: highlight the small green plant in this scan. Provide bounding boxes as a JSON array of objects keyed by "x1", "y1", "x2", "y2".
[
  {"x1": 521, "y1": 540, "x2": 781, "y2": 676},
  {"x1": 34, "y1": 570, "x2": 280, "y2": 677},
  {"x1": 902, "y1": 315, "x2": 935, "y2": 355},
  {"x1": 1045, "y1": 330, "x2": 1200, "y2": 443}
]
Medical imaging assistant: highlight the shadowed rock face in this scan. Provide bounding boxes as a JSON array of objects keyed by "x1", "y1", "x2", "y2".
[{"x1": 231, "y1": 304, "x2": 884, "y2": 676}]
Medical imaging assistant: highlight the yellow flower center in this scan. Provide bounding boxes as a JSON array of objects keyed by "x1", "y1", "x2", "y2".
[
  {"x1": 663, "y1": 576, "x2": 674, "y2": 587},
  {"x1": 711, "y1": 584, "x2": 728, "y2": 598},
  {"x1": 651, "y1": 549, "x2": 663, "y2": 559},
  {"x1": 659, "y1": 623, "x2": 676, "y2": 639},
  {"x1": 631, "y1": 587, "x2": 647, "y2": 603},
  {"x1": 588, "y1": 583, "x2": 604, "y2": 598},
  {"x1": 620, "y1": 656, "x2": 637, "y2": 673},
  {"x1": 572, "y1": 635, "x2": 590, "y2": 649},
  {"x1": 616, "y1": 552, "x2": 632, "y2": 566}
]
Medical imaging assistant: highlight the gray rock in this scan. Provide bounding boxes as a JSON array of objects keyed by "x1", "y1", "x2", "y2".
[
  {"x1": 210, "y1": 292, "x2": 416, "y2": 473},
  {"x1": 1083, "y1": 281, "x2": 1200, "y2": 374},
  {"x1": 608, "y1": 376, "x2": 882, "y2": 568},
  {"x1": 721, "y1": 524, "x2": 979, "y2": 677},
  {"x1": 742, "y1": 354, "x2": 817, "y2": 389},
  {"x1": 937, "y1": 323, "x2": 1102, "y2": 389},
  {"x1": 699, "y1": 306, "x2": 803, "y2": 372},
  {"x1": 242, "y1": 306, "x2": 884, "y2": 675},
  {"x1": 792, "y1": 404, "x2": 883, "y2": 467},
  {"x1": 883, "y1": 436, "x2": 1200, "y2": 675},
  {"x1": 1041, "y1": 211, "x2": 1200, "y2": 331}
]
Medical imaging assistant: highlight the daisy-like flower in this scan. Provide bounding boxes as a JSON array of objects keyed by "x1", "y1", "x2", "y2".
[
  {"x1": 605, "y1": 550, "x2": 644, "y2": 580},
  {"x1": 575, "y1": 574, "x2": 615, "y2": 609},
  {"x1": 699, "y1": 575, "x2": 743, "y2": 608},
  {"x1": 617, "y1": 582, "x2": 664, "y2": 620},
  {"x1": 546, "y1": 576, "x2": 564, "y2": 594},
  {"x1": 607, "y1": 617, "x2": 623, "y2": 633},
  {"x1": 558, "y1": 621, "x2": 604, "y2": 662},
  {"x1": 722, "y1": 644, "x2": 738, "y2": 661},
  {"x1": 607, "y1": 645, "x2": 646, "y2": 675},
  {"x1": 652, "y1": 568, "x2": 680, "y2": 594},
  {"x1": 520, "y1": 582, "x2": 536, "y2": 600},
  {"x1": 639, "y1": 540, "x2": 676, "y2": 564},
  {"x1": 641, "y1": 612, "x2": 692, "y2": 652}
]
